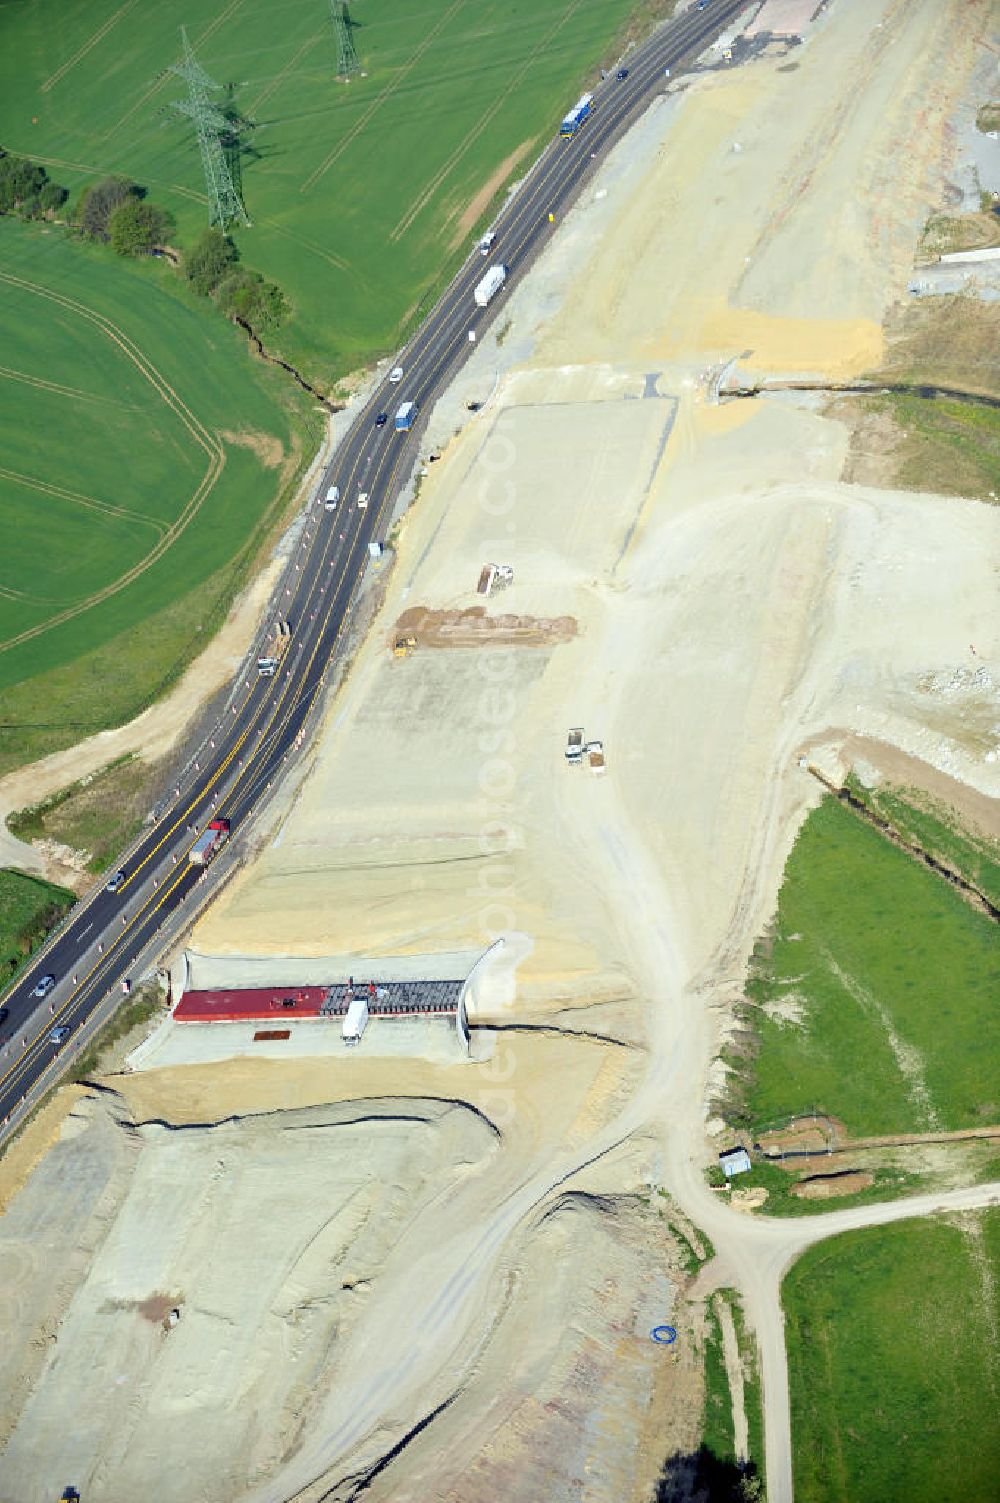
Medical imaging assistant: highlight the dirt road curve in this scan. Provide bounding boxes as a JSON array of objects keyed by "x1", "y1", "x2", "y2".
[
  {"x1": 686, "y1": 1179, "x2": 1000, "y2": 1503},
  {"x1": 589, "y1": 801, "x2": 1000, "y2": 1503}
]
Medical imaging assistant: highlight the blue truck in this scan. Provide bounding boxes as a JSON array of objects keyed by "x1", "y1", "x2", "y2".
[
  {"x1": 394, "y1": 400, "x2": 417, "y2": 432},
  {"x1": 560, "y1": 92, "x2": 593, "y2": 137}
]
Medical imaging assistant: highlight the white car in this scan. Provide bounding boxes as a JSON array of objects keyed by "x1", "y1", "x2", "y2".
[{"x1": 389, "y1": 366, "x2": 404, "y2": 384}]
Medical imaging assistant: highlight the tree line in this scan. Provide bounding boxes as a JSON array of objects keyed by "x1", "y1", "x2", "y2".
[{"x1": 1, "y1": 147, "x2": 288, "y2": 332}]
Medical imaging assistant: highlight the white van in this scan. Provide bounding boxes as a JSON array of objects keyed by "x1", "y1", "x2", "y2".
[{"x1": 324, "y1": 485, "x2": 340, "y2": 510}]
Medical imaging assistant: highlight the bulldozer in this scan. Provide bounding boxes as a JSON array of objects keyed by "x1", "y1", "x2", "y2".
[{"x1": 392, "y1": 635, "x2": 417, "y2": 659}]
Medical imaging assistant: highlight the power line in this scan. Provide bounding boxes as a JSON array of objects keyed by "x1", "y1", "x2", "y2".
[
  {"x1": 331, "y1": 0, "x2": 360, "y2": 80},
  {"x1": 170, "y1": 27, "x2": 250, "y2": 229}
]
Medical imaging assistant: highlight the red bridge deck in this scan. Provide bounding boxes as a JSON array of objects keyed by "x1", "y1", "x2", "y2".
[{"x1": 174, "y1": 980, "x2": 463, "y2": 1023}]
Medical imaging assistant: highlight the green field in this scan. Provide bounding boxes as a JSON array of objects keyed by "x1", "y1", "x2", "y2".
[
  {"x1": 7, "y1": 754, "x2": 153, "y2": 874},
  {"x1": 845, "y1": 776, "x2": 1000, "y2": 912},
  {"x1": 0, "y1": 0, "x2": 653, "y2": 388},
  {"x1": 784, "y1": 1212, "x2": 1000, "y2": 1503},
  {"x1": 0, "y1": 219, "x2": 317, "y2": 770},
  {"x1": 0, "y1": 868, "x2": 76, "y2": 992},
  {"x1": 733, "y1": 797, "x2": 1000, "y2": 1138}
]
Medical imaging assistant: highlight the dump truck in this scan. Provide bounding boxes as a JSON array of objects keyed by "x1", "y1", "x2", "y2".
[
  {"x1": 257, "y1": 619, "x2": 291, "y2": 677},
  {"x1": 474, "y1": 264, "x2": 506, "y2": 307},
  {"x1": 565, "y1": 727, "x2": 585, "y2": 764},
  {"x1": 395, "y1": 401, "x2": 417, "y2": 431},
  {"x1": 477, "y1": 562, "x2": 514, "y2": 596},
  {"x1": 188, "y1": 818, "x2": 230, "y2": 866},
  {"x1": 343, "y1": 995, "x2": 369, "y2": 1045},
  {"x1": 587, "y1": 740, "x2": 606, "y2": 775}
]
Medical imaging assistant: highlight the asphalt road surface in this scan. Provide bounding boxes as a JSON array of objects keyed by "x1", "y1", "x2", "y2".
[{"x1": 0, "y1": 0, "x2": 745, "y2": 1136}]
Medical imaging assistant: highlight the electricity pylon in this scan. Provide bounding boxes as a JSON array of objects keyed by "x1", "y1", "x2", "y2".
[
  {"x1": 331, "y1": 1, "x2": 360, "y2": 79},
  {"x1": 171, "y1": 27, "x2": 250, "y2": 229}
]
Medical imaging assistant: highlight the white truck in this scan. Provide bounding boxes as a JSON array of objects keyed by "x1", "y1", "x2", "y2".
[
  {"x1": 474, "y1": 264, "x2": 507, "y2": 308},
  {"x1": 188, "y1": 818, "x2": 230, "y2": 866},
  {"x1": 324, "y1": 485, "x2": 340, "y2": 510},
  {"x1": 257, "y1": 618, "x2": 291, "y2": 677},
  {"x1": 565, "y1": 728, "x2": 585, "y2": 764},
  {"x1": 342, "y1": 996, "x2": 369, "y2": 1045}
]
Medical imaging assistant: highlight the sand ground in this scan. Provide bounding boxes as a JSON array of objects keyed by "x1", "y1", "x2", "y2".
[{"x1": 1, "y1": 1, "x2": 998, "y2": 1499}]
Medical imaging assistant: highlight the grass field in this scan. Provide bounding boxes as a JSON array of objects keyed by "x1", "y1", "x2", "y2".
[
  {"x1": 844, "y1": 297, "x2": 1000, "y2": 502},
  {"x1": 845, "y1": 776, "x2": 1000, "y2": 912},
  {"x1": 731, "y1": 797, "x2": 1000, "y2": 1138},
  {"x1": 0, "y1": 0, "x2": 654, "y2": 388},
  {"x1": 7, "y1": 754, "x2": 154, "y2": 874},
  {"x1": 784, "y1": 1211, "x2": 1000, "y2": 1503},
  {"x1": 0, "y1": 219, "x2": 318, "y2": 771},
  {"x1": 0, "y1": 868, "x2": 76, "y2": 992}
]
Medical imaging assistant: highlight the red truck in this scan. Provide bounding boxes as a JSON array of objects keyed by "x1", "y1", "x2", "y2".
[{"x1": 188, "y1": 818, "x2": 230, "y2": 866}]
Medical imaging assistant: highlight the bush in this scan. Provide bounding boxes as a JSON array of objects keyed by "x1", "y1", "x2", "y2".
[
  {"x1": 0, "y1": 150, "x2": 66, "y2": 219},
  {"x1": 217, "y1": 267, "x2": 287, "y2": 330},
  {"x1": 39, "y1": 180, "x2": 68, "y2": 214},
  {"x1": 77, "y1": 175, "x2": 138, "y2": 240},
  {"x1": 108, "y1": 197, "x2": 169, "y2": 257},
  {"x1": 185, "y1": 226, "x2": 238, "y2": 296}
]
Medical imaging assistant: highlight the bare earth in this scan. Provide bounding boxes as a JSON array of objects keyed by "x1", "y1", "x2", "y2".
[{"x1": 2, "y1": 2, "x2": 999, "y2": 1502}]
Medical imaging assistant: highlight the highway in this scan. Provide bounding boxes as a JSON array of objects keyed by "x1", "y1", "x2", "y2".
[{"x1": 0, "y1": 0, "x2": 745, "y2": 1136}]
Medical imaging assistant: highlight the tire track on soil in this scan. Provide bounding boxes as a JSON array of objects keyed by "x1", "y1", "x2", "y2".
[{"x1": 0, "y1": 270, "x2": 226, "y2": 656}]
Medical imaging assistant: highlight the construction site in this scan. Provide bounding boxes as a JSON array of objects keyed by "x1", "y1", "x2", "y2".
[{"x1": 1, "y1": 1, "x2": 998, "y2": 1500}]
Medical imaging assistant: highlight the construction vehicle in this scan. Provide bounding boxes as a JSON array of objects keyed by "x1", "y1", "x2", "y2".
[
  {"x1": 188, "y1": 818, "x2": 230, "y2": 866},
  {"x1": 257, "y1": 619, "x2": 291, "y2": 677},
  {"x1": 343, "y1": 995, "x2": 369, "y2": 1045},
  {"x1": 587, "y1": 740, "x2": 606, "y2": 775},
  {"x1": 477, "y1": 562, "x2": 514, "y2": 596},
  {"x1": 565, "y1": 728, "x2": 585, "y2": 764},
  {"x1": 393, "y1": 635, "x2": 417, "y2": 659},
  {"x1": 474, "y1": 265, "x2": 507, "y2": 307}
]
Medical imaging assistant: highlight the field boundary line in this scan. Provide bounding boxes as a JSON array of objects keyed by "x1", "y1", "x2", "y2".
[
  {"x1": 0, "y1": 467, "x2": 168, "y2": 535},
  {"x1": 300, "y1": 0, "x2": 468, "y2": 195},
  {"x1": 390, "y1": 0, "x2": 584, "y2": 242},
  {"x1": 250, "y1": 30, "x2": 326, "y2": 117},
  {"x1": 0, "y1": 363, "x2": 143, "y2": 409},
  {"x1": 0, "y1": 270, "x2": 226, "y2": 655},
  {"x1": 40, "y1": 0, "x2": 140, "y2": 94},
  {"x1": 101, "y1": 0, "x2": 247, "y2": 143},
  {"x1": 10, "y1": 154, "x2": 207, "y2": 207},
  {"x1": 255, "y1": 218, "x2": 351, "y2": 275}
]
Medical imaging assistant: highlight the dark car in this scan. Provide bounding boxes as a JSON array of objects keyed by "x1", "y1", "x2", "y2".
[
  {"x1": 375, "y1": 412, "x2": 388, "y2": 428},
  {"x1": 0, "y1": 1006, "x2": 9, "y2": 1026},
  {"x1": 106, "y1": 869, "x2": 126, "y2": 893},
  {"x1": 33, "y1": 974, "x2": 56, "y2": 999},
  {"x1": 616, "y1": 67, "x2": 629, "y2": 81}
]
